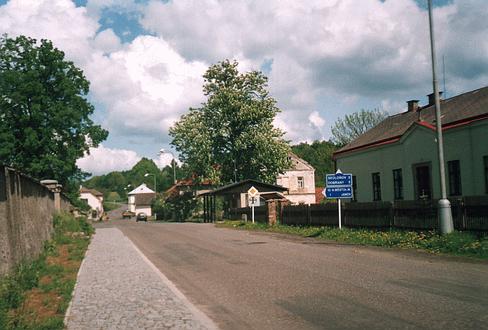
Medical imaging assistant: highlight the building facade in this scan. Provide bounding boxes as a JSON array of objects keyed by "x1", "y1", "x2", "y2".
[
  {"x1": 79, "y1": 187, "x2": 104, "y2": 219},
  {"x1": 334, "y1": 87, "x2": 488, "y2": 202},
  {"x1": 127, "y1": 183, "x2": 155, "y2": 216},
  {"x1": 276, "y1": 153, "x2": 316, "y2": 204}
]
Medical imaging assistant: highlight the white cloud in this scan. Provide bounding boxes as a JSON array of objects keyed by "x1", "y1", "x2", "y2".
[
  {"x1": 308, "y1": 111, "x2": 326, "y2": 129},
  {"x1": 141, "y1": 0, "x2": 488, "y2": 139},
  {"x1": 1, "y1": 0, "x2": 487, "y2": 174},
  {"x1": 77, "y1": 144, "x2": 141, "y2": 175},
  {"x1": 0, "y1": 0, "x2": 98, "y2": 64},
  {"x1": 85, "y1": 36, "x2": 207, "y2": 139},
  {"x1": 93, "y1": 28, "x2": 122, "y2": 53}
]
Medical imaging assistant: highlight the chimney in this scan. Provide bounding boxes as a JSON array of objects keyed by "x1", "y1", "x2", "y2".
[
  {"x1": 427, "y1": 91, "x2": 443, "y2": 106},
  {"x1": 407, "y1": 100, "x2": 419, "y2": 112}
]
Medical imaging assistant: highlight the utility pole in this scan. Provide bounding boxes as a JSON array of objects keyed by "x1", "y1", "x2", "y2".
[
  {"x1": 159, "y1": 149, "x2": 177, "y2": 184},
  {"x1": 428, "y1": 0, "x2": 454, "y2": 234},
  {"x1": 144, "y1": 173, "x2": 157, "y2": 193}
]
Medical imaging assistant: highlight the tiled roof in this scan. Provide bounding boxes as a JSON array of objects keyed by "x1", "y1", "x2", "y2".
[
  {"x1": 335, "y1": 86, "x2": 488, "y2": 156},
  {"x1": 80, "y1": 187, "x2": 103, "y2": 197},
  {"x1": 134, "y1": 193, "x2": 155, "y2": 206}
]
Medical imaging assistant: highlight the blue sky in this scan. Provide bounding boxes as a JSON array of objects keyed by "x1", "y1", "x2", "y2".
[{"x1": 0, "y1": 0, "x2": 486, "y2": 175}]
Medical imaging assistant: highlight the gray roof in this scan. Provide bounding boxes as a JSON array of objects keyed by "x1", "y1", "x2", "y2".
[
  {"x1": 200, "y1": 179, "x2": 287, "y2": 196},
  {"x1": 335, "y1": 86, "x2": 488, "y2": 156}
]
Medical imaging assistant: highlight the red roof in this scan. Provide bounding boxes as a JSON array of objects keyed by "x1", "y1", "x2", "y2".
[{"x1": 334, "y1": 86, "x2": 488, "y2": 158}]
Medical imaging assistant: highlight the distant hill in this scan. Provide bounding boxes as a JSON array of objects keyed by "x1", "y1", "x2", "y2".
[
  {"x1": 85, "y1": 141, "x2": 337, "y2": 197},
  {"x1": 83, "y1": 158, "x2": 182, "y2": 200}
]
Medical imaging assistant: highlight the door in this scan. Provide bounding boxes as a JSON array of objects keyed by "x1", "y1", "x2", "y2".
[{"x1": 414, "y1": 164, "x2": 432, "y2": 200}]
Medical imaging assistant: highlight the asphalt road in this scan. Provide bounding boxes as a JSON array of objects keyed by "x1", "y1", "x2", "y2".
[{"x1": 101, "y1": 210, "x2": 488, "y2": 330}]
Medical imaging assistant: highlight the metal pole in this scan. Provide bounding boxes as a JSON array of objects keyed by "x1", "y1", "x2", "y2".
[
  {"x1": 338, "y1": 199, "x2": 342, "y2": 229},
  {"x1": 172, "y1": 159, "x2": 176, "y2": 184},
  {"x1": 428, "y1": 0, "x2": 454, "y2": 234},
  {"x1": 252, "y1": 204, "x2": 255, "y2": 224}
]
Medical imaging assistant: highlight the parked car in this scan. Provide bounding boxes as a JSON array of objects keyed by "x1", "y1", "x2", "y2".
[
  {"x1": 136, "y1": 212, "x2": 147, "y2": 222},
  {"x1": 122, "y1": 210, "x2": 134, "y2": 219}
]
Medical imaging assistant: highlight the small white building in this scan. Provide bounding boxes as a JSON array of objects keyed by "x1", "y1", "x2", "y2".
[
  {"x1": 79, "y1": 187, "x2": 104, "y2": 219},
  {"x1": 128, "y1": 184, "x2": 155, "y2": 216},
  {"x1": 276, "y1": 153, "x2": 316, "y2": 205}
]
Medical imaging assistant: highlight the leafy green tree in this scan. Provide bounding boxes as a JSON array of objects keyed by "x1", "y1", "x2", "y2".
[
  {"x1": 291, "y1": 140, "x2": 338, "y2": 186},
  {"x1": 0, "y1": 35, "x2": 108, "y2": 186},
  {"x1": 331, "y1": 109, "x2": 388, "y2": 147},
  {"x1": 170, "y1": 59, "x2": 291, "y2": 184}
]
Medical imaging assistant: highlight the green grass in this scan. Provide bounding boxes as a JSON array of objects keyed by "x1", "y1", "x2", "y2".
[
  {"x1": 217, "y1": 221, "x2": 488, "y2": 259},
  {"x1": 0, "y1": 212, "x2": 94, "y2": 330}
]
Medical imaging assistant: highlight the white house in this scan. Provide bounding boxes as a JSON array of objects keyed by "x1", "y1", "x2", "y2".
[
  {"x1": 276, "y1": 153, "x2": 316, "y2": 205},
  {"x1": 128, "y1": 183, "x2": 155, "y2": 216},
  {"x1": 79, "y1": 187, "x2": 104, "y2": 219}
]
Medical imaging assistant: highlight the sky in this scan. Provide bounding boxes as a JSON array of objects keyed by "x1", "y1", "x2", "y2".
[{"x1": 0, "y1": 0, "x2": 487, "y2": 176}]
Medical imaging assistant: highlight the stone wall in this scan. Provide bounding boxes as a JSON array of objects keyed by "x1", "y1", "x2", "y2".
[{"x1": 0, "y1": 166, "x2": 63, "y2": 276}]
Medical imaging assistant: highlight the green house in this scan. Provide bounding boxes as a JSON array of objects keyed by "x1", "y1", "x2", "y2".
[{"x1": 334, "y1": 86, "x2": 488, "y2": 202}]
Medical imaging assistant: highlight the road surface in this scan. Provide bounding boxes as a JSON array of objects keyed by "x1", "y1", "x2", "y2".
[{"x1": 102, "y1": 209, "x2": 488, "y2": 330}]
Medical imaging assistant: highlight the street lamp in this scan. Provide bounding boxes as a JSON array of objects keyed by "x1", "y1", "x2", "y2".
[
  {"x1": 427, "y1": 0, "x2": 453, "y2": 234},
  {"x1": 144, "y1": 173, "x2": 157, "y2": 193},
  {"x1": 159, "y1": 149, "x2": 177, "y2": 184}
]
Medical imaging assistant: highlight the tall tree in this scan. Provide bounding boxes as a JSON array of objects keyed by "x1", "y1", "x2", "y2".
[
  {"x1": 331, "y1": 109, "x2": 388, "y2": 147},
  {"x1": 170, "y1": 60, "x2": 290, "y2": 184},
  {"x1": 0, "y1": 35, "x2": 108, "y2": 186}
]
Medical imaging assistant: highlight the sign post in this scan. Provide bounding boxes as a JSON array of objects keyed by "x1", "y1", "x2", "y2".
[
  {"x1": 247, "y1": 186, "x2": 259, "y2": 224},
  {"x1": 323, "y1": 170, "x2": 353, "y2": 229}
]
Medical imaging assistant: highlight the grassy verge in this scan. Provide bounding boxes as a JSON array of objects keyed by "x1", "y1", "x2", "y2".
[
  {"x1": 217, "y1": 221, "x2": 488, "y2": 259},
  {"x1": 0, "y1": 213, "x2": 94, "y2": 329}
]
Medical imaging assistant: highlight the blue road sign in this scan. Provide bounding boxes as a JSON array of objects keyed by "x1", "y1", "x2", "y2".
[
  {"x1": 325, "y1": 187, "x2": 353, "y2": 198},
  {"x1": 326, "y1": 173, "x2": 352, "y2": 187}
]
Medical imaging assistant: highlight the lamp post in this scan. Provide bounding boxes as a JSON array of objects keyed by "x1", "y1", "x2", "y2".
[
  {"x1": 159, "y1": 149, "x2": 177, "y2": 184},
  {"x1": 144, "y1": 173, "x2": 157, "y2": 193},
  {"x1": 428, "y1": 0, "x2": 454, "y2": 234}
]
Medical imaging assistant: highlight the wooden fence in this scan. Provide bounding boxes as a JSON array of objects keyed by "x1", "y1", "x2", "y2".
[{"x1": 229, "y1": 196, "x2": 488, "y2": 232}]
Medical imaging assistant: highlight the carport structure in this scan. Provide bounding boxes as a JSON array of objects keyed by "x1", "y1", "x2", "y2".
[{"x1": 199, "y1": 179, "x2": 288, "y2": 223}]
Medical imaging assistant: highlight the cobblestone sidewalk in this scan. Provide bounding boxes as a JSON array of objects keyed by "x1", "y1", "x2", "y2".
[{"x1": 65, "y1": 228, "x2": 217, "y2": 330}]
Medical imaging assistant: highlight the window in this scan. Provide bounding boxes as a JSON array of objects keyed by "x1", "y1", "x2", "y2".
[
  {"x1": 372, "y1": 172, "x2": 381, "y2": 201},
  {"x1": 393, "y1": 169, "x2": 403, "y2": 200},
  {"x1": 297, "y1": 176, "x2": 304, "y2": 189},
  {"x1": 484, "y1": 156, "x2": 488, "y2": 194},
  {"x1": 352, "y1": 175, "x2": 357, "y2": 202},
  {"x1": 447, "y1": 160, "x2": 462, "y2": 196},
  {"x1": 414, "y1": 164, "x2": 432, "y2": 200}
]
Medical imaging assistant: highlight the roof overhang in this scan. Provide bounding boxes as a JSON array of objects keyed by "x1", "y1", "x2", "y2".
[{"x1": 199, "y1": 179, "x2": 288, "y2": 197}]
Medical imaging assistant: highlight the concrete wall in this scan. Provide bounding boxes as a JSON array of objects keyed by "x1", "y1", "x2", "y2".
[
  {"x1": 0, "y1": 166, "x2": 65, "y2": 276},
  {"x1": 128, "y1": 195, "x2": 135, "y2": 213},
  {"x1": 336, "y1": 120, "x2": 488, "y2": 202}
]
